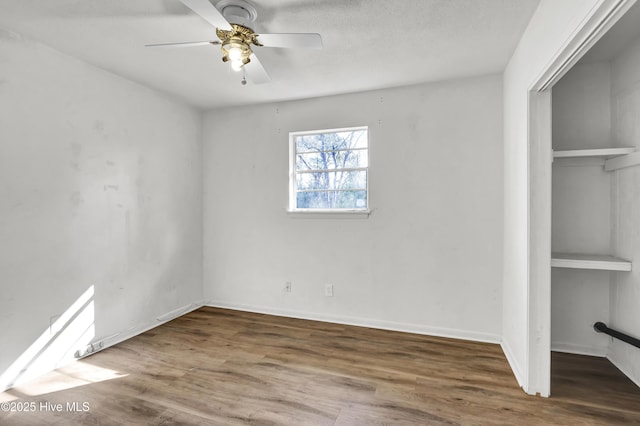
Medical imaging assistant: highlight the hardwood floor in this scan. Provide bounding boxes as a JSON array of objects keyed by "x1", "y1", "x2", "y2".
[{"x1": 1, "y1": 307, "x2": 639, "y2": 425}]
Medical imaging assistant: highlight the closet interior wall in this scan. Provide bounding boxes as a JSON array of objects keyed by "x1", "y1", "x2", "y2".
[{"x1": 609, "y1": 33, "x2": 640, "y2": 385}]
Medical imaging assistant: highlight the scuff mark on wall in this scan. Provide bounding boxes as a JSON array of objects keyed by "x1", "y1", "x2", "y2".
[{"x1": 69, "y1": 191, "x2": 84, "y2": 208}]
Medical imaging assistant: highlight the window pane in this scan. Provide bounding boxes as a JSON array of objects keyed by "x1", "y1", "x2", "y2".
[
  {"x1": 290, "y1": 127, "x2": 368, "y2": 211},
  {"x1": 296, "y1": 170, "x2": 366, "y2": 191},
  {"x1": 296, "y1": 190, "x2": 367, "y2": 209},
  {"x1": 295, "y1": 129, "x2": 367, "y2": 153},
  {"x1": 296, "y1": 149, "x2": 368, "y2": 171}
]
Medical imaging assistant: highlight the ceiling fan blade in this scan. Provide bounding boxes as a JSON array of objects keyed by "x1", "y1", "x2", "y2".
[
  {"x1": 255, "y1": 33, "x2": 323, "y2": 49},
  {"x1": 145, "y1": 41, "x2": 220, "y2": 48},
  {"x1": 179, "y1": 0, "x2": 232, "y2": 31},
  {"x1": 245, "y1": 53, "x2": 271, "y2": 84}
]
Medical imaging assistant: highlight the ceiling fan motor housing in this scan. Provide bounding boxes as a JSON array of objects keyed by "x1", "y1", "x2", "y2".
[{"x1": 216, "y1": 0, "x2": 257, "y2": 29}]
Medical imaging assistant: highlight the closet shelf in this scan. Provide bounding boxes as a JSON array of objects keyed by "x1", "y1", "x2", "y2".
[
  {"x1": 553, "y1": 147, "x2": 635, "y2": 159},
  {"x1": 551, "y1": 253, "x2": 632, "y2": 271}
]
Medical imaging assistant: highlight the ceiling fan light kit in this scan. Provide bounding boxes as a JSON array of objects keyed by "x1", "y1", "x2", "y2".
[
  {"x1": 217, "y1": 23, "x2": 262, "y2": 71},
  {"x1": 146, "y1": 0, "x2": 323, "y2": 84}
]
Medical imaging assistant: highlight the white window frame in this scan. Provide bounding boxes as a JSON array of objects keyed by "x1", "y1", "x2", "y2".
[{"x1": 288, "y1": 126, "x2": 370, "y2": 216}]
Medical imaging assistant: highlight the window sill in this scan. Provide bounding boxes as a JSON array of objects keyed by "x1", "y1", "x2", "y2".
[{"x1": 286, "y1": 209, "x2": 371, "y2": 219}]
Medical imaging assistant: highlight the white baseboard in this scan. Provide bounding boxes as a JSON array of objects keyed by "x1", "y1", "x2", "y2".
[
  {"x1": 500, "y1": 339, "x2": 526, "y2": 391},
  {"x1": 85, "y1": 300, "x2": 206, "y2": 356},
  {"x1": 607, "y1": 352, "x2": 640, "y2": 388},
  {"x1": 551, "y1": 342, "x2": 607, "y2": 357},
  {"x1": 204, "y1": 300, "x2": 501, "y2": 344}
]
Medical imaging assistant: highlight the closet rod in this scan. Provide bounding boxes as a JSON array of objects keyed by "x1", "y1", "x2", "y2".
[{"x1": 594, "y1": 322, "x2": 640, "y2": 349}]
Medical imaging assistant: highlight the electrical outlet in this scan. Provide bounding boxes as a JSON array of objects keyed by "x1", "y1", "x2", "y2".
[
  {"x1": 325, "y1": 284, "x2": 334, "y2": 297},
  {"x1": 285, "y1": 281, "x2": 292, "y2": 292}
]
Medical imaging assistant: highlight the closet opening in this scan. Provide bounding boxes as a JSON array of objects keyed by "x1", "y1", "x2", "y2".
[{"x1": 549, "y1": 0, "x2": 640, "y2": 404}]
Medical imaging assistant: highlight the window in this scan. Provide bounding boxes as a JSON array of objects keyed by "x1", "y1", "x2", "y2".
[{"x1": 289, "y1": 126, "x2": 369, "y2": 212}]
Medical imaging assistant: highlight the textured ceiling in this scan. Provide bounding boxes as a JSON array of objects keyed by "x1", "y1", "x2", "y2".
[{"x1": 0, "y1": 0, "x2": 540, "y2": 109}]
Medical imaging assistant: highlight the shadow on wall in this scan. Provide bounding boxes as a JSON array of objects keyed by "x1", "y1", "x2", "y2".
[{"x1": 0, "y1": 286, "x2": 97, "y2": 391}]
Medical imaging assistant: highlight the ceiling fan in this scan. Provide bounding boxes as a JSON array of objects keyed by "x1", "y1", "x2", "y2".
[{"x1": 146, "y1": 0, "x2": 323, "y2": 84}]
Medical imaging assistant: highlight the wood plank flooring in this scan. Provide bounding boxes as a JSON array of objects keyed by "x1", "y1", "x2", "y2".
[{"x1": 1, "y1": 307, "x2": 639, "y2": 425}]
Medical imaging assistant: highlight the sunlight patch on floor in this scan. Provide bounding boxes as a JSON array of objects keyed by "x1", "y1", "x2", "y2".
[{"x1": 14, "y1": 362, "x2": 127, "y2": 396}]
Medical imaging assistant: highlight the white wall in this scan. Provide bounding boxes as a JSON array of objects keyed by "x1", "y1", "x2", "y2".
[
  {"x1": 203, "y1": 75, "x2": 504, "y2": 342},
  {"x1": 610, "y1": 34, "x2": 640, "y2": 386},
  {"x1": 502, "y1": 0, "x2": 602, "y2": 394},
  {"x1": 0, "y1": 29, "x2": 203, "y2": 391},
  {"x1": 551, "y1": 61, "x2": 613, "y2": 356}
]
